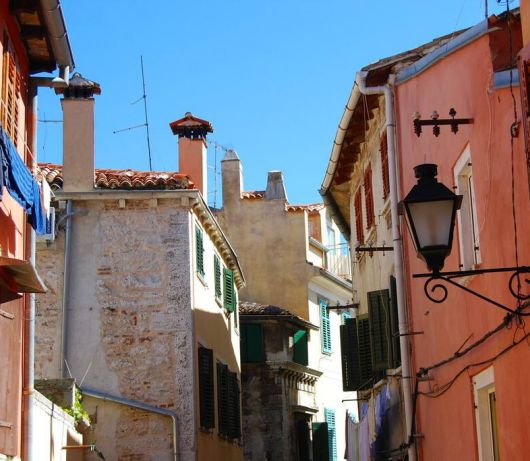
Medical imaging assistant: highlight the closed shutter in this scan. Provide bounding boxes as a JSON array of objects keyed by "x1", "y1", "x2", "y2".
[
  {"x1": 214, "y1": 255, "x2": 222, "y2": 300},
  {"x1": 320, "y1": 300, "x2": 331, "y2": 353},
  {"x1": 364, "y1": 166, "x2": 374, "y2": 229},
  {"x1": 354, "y1": 189, "x2": 364, "y2": 244},
  {"x1": 368, "y1": 290, "x2": 391, "y2": 371},
  {"x1": 381, "y1": 132, "x2": 390, "y2": 199},
  {"x1": 312, "y1": 422, "x2": 330, "y2": 461},
  {"x1": 217, "y1": 362, "x2": 229, "y2": 436},
  {"x1": 340, "y1": 318, "x2": 360, "y2": 391},
  {"x1": 195, "y1": 225, "x2": 205, "y2": 276},
  {"x1": 389, "y1": 276, "x2": 401, "y2": 368},
  {"x1": 293, "y1": 329, "x2": 308, "y2": 366},
  {"x1": 198, "y1": 346, "x2": 215, "y2": 429},
  {"x1": 324, "y1": 409, "x2": 337, "y2": 461},
  {"x1": 223, "y1": 268, "x2": 235, "y2": 312},
  {"x1": 227, "y1": 371, "x2": 241, "y2": 439},
  {"x1": 241, "y1": 323, "x2": 263, "y2": 362},
  {"x1": 357, "y1": 316, "x2": 373, "y2": 389}
]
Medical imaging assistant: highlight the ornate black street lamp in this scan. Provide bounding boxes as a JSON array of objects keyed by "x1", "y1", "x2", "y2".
[
  {"x1": 400, "y1": 163, "x2": 530, "y2": 315},
  {"x1": 400, "y1": 164, "x2": 462, "y2": 273}
]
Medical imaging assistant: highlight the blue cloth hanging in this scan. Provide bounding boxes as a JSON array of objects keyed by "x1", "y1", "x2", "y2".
[{"x1": 0, "y1": 126, "x2": 46, "y2": 234}]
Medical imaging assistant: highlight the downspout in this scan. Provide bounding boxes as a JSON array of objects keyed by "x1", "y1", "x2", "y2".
[
  {"x1": 82, "y1": 387, "x2": 179, "y2": 461},
  {"x1": 23, "y1": 84, "x2": 39, "y2": 461},
  {"x1": 355, "y1": 71, "x2": 417, "y2": 461},
  {"x1": 61, "y1": 200, "x2": 73, "y2": 377}
]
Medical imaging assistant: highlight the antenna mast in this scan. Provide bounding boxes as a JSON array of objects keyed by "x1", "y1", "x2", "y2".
[{"x1": 113, "y1": 55, "x2": 153, "y2": 171}]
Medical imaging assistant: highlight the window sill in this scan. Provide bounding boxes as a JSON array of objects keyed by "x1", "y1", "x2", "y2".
[
  {"x1": 197, "y1": 272, "x2": 208, "y2": 287},
  {"x1": 215, "y1": 296, "x2": 223, "y2": 308}
]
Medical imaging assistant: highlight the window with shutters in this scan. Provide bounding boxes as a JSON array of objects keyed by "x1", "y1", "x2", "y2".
[
  {"x1": 195, "y1": 225, "x2": 205, "y2": 277},
  {"x1": 223, "y1": 268, "x2": 235, "y2": 312},
  {"x1": 354, "y1": 189, "x2": 364, "y2": 244},
  {"x1": 340, "y1": 316, "x2": 373, "y2": 391},
  {"x1": 293, "y1": 329, "x2": 308, "y2": 366},
  {"x1": 241, "y1": 323, "x2": 264, "y2": 362},
  {"x1": 217, "y1": 362, "x2": 241, "y2": 439},
  {"x1": 380, "y1": 132, "x2": 390, "y2": 200},
  {"x1": 389, "y1": 276, "x2": 401, "y2": 368},
  {"x1": 341, "y1": 310, "x2": 351, "y2": 325},
  {"x1": 198, "y1": 346, "x2": 215, "y2": 429},
  {"x1": 324, "y1": 408, "x2": 337, "y2": 461},
  {"x1": 214, "y1": 255, "x2": 222, "y2": 302},
  {"x1": 364, "y1": 166, "x2": 374, "y2": 229},
  {"x1": 1, "y1": 31, "x2": 22, "y2": 149},
  {"x1": 368, "y1": 290, "x2": 391, "y2": 371},
  {"x1": 454, "y1": 147, "x2": 481, "y2": 270},
  {"x1": 320, "y1": 299, "x2": 331, "y2": 354},
  {"x1": 312, "y1": 422, "x2": 329, "y2": 461}
]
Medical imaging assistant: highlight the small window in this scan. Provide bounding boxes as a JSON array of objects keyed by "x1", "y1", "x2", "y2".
[
  {"x1": 223, "y1": 268, "x2": 235, "y2": 312},
  {"x1": 198, "y1": 346, "x2": 215, "y2": 429},
  {"x1": 324, "y1": 408, "x2": 337, "y2": 461},
  {"x1": 364, "y1": 166, "x2": 374, "y2": 229},
  {"x1": 354, "y1": 188, "x2": 364, "y2": 244},
  {"x1": 473, "y1": 367, "x2": 500, "y2": 461},
  {"x1": 293, "y1": 329, "x2": 308, "y2": 366},
  {"x1": 214, "y1": 255, "x2": 222, "y2": 301},
  {"x1": 320, "y1": 299, "x2": 331, "y2": 354},
  {"x1": 241, "y1": 323, "x2": 264, "y2": 362},
  {"x1": 380, "y1": 132, "x2": 390, "y2": 200},
  {"x1": 454, "y1": 147, "x2": 481, "y2": 269},
  {"x1": 195, "y1": 225, "x2": 205, "y2": 277},
  {"x1": 1, "y1": 31, "x2": 22, "y2": 149}
]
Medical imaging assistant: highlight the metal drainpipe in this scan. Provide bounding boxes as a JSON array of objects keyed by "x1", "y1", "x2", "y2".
[
  {"x1": 355, "y1": 71, "x2": 417, "y2": 461},
  {"x1": 61, "y1": 199, "x2": 73, "y2": 377},
  {"x1": 81, "y1": 388, "x2": 179, "y2": 461}
]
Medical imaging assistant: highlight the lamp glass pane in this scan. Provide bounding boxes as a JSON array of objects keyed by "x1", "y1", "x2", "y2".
[{"x1": 408, "y1": 200, "x2": 454, "y2": 248}]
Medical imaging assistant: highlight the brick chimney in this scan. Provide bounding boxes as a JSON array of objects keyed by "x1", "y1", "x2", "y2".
[
  {"x1": 55, "y1": 73, "x2": 101, "y2": 192},
  {"x1": 169, "y1": 112, "x2": 213, "y2": 199}
]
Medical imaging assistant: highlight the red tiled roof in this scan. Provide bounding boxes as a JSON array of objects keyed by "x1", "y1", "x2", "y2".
[
  {"x1": 239, "y1": 301, "x2": 297, "y2": 317},
  {"x1": 285, "y1": 203, "x2": 324, "y2": 213},
  {"x1": 38, "y1": 163, "x2": 194, "y2": 191},
  {"x1": 241, "y1": 190, "x2": 265, "y2": 200}
]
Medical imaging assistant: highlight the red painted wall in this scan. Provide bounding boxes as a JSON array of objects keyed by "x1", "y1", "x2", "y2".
[
  {"x1": 0, "y1": 1, "x2": 33, "y2": 457},
  {"x1": 396, "y1": 31, "x2": 530, "y2": 460}
]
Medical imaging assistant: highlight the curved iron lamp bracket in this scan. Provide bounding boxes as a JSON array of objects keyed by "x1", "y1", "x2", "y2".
[{"x1": 413, "y1": 266, "x2": 530, "y2": 315}]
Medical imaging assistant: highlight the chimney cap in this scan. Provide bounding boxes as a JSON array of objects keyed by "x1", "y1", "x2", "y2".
[
  {"x1": 222, "y1": 149, "x2": 239, "y2": 161},
  {"x1": 55, "y1": 72, "x2": 101, "y2": 98},
  {"x1": 169, "y1": 112, "x2": 213, "y2": 139}
]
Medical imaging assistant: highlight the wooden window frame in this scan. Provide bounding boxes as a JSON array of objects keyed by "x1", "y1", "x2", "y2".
[
  {"x1": 380, "y1": 132, "x2": 390, "y2": 200},
  {"x1": 354, "y1": 188, "x2": 364, "y2": 244},
  {"x1": 364, "y1": 166, "x2": 375, "y2": 229}
]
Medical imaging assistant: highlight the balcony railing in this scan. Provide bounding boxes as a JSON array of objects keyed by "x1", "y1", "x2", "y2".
[{"x1": 324, "y1": 243, "x2": 351, "y2": 279}]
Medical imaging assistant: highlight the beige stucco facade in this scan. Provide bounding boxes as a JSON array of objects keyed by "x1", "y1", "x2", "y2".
[{"x1": 218, "y1": 151, "x2": 356, "y2": 459}]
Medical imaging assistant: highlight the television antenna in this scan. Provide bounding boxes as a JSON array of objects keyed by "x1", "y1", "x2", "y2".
[{"x1": 113, "y1": 55, "x2": 153, "y2": 171}]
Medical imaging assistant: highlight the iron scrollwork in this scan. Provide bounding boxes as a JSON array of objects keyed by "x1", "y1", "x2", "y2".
[{"x1": 414, "y1": 266, "x2": 530, "y2": 315}]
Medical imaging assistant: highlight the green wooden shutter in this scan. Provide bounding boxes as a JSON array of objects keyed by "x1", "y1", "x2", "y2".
[
  {"x1": 293, "y1": 329, "x2": 308, "y2": 366},
  {"x1": 217, "y1": 362, "x2": 229, "y2": 436},
  {"x1": 312, "y1": 422, "x2": 330, "y2": 461},
  {"x1": 390, "y1": 276, "x2": 401, "y2": 368},
  {"x1": 227, "y1": 371, "x2": 241, "y2": 439},
  {"x1": 320, "y1": 300, "x2": 331, "y2": 353},
  {"x1": 341, "y1": 310, "x2": 351, "y2": 325},
  {"x1": 214, "y1": 255, "x2": 222, "y2": 300},
  {"x1": 223, "y1": 268, "x2": 235, "y2": 312},
  {"x1": 357, "y1": 315, "x2": 373, "y2": 389},
  {"x1": 324, "y1": 409, "x2": 337, "y2": 461},
  {"x1": 198, "y1": 346, "x2": 215, "y2": 429},
  {"x1": 340, "y1": 318, "x2": 360, "y2": 391},
  {"x1": 241, "y1": 323, "x2": 263, "y2": 362},
  {"x1": 195, "y1": 225, "x2": 205, "y2": 276},
  {"x1": 368, "y1": 290, "x2": 391, "y2": 371}
]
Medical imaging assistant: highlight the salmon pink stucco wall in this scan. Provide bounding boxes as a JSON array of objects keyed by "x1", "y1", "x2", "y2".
[{"x1": 395, "y1": 32, "x2": 530, "y2": 460}]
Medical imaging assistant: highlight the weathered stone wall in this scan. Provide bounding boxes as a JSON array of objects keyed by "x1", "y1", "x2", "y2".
[
  {"x1": 36, "y1": 231, "x2": 66, "y2": 378},
  {"x1": 36, "y1": 197, "x2": 196, "y2": 461}
]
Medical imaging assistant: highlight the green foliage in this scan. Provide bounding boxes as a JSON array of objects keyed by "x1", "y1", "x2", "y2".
[{"x1": 64, "y1": 387, "x2": 90, "y2": 425}]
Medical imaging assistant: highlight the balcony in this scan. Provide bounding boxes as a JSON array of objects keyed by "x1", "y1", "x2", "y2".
[{"x1": 308, "y1": 239, "x2": 352, "y2": 280}]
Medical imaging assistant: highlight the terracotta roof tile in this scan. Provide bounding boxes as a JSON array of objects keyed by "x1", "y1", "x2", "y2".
[
  {"x1": 285, "y1": 203, "x2": 324, "y2": 213},
  {"x1": 241, "y1": 190, "x2": 265, "y2": 200},
  {"x1": 239, "y1": 301, "x2": 297, "y2": 317},
  {"x1": 38, "y1": 163, "x2": 194, "y2": 191}
]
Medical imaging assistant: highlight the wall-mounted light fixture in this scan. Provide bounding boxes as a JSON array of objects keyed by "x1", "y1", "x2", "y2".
[{"x1": 400, "y1": 163, "x2": 530, "y2": 315}]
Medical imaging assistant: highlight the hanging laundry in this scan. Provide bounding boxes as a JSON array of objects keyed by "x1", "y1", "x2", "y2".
[{"x1": 0, "y1": 126, "x2": 46, "y2": 234}]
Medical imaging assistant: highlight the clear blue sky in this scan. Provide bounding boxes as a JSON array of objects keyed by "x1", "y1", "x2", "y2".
[{"x1": 37, "y1": 0, "x2": 518, "y2": 206}]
